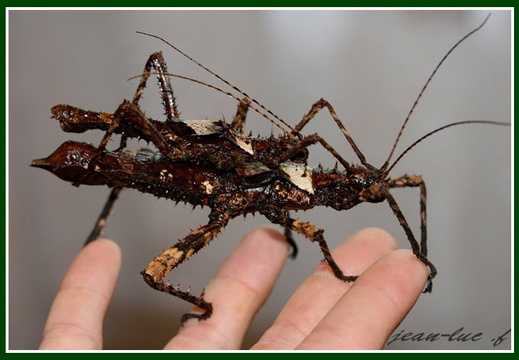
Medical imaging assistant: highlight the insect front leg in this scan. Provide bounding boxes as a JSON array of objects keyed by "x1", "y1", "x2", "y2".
[
  {"x1": 291, "y1": 98, "x2": 372, "y2": 168},
  {"x1": 262, "y1": 210, "x2": 357, "y2": 282},
  {"x1": 278, "y1": 132, "x2": 352, "y2": 169},
  {"x1": 382, "y1": 179, "x2": 436, "y2": 292},
  {"x1": 388, "y1": 175, "x2": 428, "y2": 256},
  {"x1": 141, "y1": 211, "x2": 230, "y2": 324}
]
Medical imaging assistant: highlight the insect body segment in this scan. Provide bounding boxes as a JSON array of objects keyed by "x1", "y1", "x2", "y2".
[{"x1": 32, "y1": 16, "x2": 509, "y2": 323}]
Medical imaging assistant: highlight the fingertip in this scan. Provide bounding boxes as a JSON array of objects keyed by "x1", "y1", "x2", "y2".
[
  {"x1": 84, "y1": 238, "x2": 122, "y2": 257},
  {"x1": 381, "y1": 249, "x2": 430, "y2": 294},
  {"x1": 61, "y1": 238, "x2": 122, "y2": 292}
]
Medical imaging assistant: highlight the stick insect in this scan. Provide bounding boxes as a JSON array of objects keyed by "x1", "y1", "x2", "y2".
[{"x1": 32, "y1": 14, "x2": 509, "y2": 323}]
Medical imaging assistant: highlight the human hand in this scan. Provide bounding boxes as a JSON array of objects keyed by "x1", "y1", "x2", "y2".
[{"x1": 39, "y1": 227, "x2": 428, "y2": 350}]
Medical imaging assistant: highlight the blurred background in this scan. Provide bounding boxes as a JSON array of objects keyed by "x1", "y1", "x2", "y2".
[{"x1": 8, "y1": 9, "x2": 511, "y2": 350}]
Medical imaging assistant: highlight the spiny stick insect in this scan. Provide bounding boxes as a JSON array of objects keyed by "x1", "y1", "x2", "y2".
[{"x1": 32, "y1": 14, "x2": 509, "y2": 323}]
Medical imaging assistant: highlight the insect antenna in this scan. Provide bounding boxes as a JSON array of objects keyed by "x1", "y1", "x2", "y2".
[
  {"x1": 136, "y1": 31, "x2": 298, "y2": 137},
  {"x1": 380, "y1": 13, "x2": 491, "y2": 173},
  {"x1": 382, "y1": 120, "x2": 510, "y2": 177}
]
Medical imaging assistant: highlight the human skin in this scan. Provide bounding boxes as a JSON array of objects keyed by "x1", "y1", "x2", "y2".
[{"x1": 39, "y1": 227, "x2": 428, "y2": 350}]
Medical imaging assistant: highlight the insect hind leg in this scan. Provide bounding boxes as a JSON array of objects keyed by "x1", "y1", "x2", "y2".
[
  {"x1": 92, "y1": 52, "x2": 181, "y2": 154},
  {"x1": 383, "y1": 179, "x2": 436, "y2": 292},
  {"x1": 388, "y1": 175, "x2": 428, "y2": 257}
]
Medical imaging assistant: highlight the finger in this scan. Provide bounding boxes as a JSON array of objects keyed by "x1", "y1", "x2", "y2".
[
  {"x1": 39, "y1": 239, "x2": 121, "y2": 350},
  {"x1": 298, "y1": 249, "x2": 429, "y2": 349},
  {"x1": 165, "y1": 227, "x2": 289, "y2": 350},
  {"x1": 252, "y1": 228, "x2": 397, "y2": 350}
]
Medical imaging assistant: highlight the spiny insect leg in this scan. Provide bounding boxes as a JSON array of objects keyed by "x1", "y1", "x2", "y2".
[
  {"x1": 278, "y1": 133, "x2": 351, "y2": 169},
  {"x1": 132, "y1": 51, "x2": 180, "y2": 119},
  {"x1": 262, "y1": 211, "x2": 357, "y2": 282},
  {"x1": 51, "y1": 105, "x2": 114, "y2": 133},
  {"x1": 382, "y1": 186, "x2": 436, "y2": 292},
  {"x1": 84, "y1": 187, "x2": 122, "y2": 246},
  {"x1": 230, "y1": 97, "x2": 251, "y2": 134},
  {"x1": 141, "y1": 211, "x2": 230, "y2": 324},
  {"x1": 292, "y1": 98, "x2": 371, "y2": 168},
  {"x1": 388, "y1": 175, "x2": 428, "y2": 257},
  {"x1": 72, "y1": 101, "x2": 182, "y2": 186},
  {"x1": 112, "y1": 100, "x2": 182, "y2": 159}
]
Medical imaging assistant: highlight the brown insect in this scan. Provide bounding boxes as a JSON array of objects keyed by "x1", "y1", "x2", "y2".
[{"x1": 31, "y1": 14, "x2": 509, "y2": 323}]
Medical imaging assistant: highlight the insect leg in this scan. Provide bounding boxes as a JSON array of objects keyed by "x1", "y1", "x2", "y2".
[
  {"x1": 278, "y1": 133, "x2": 353, "y2": 169},
  {"x1": 52, "y1": 54, "x2": 182, "y2": 151},
  {"x1": 388, "y1": 175, "x2": 428, "y2": 256},
  {"x1": 83, "y1": 186, "x2": 122, "y2": 246},
  {"x1": 51, "y1": 105, "x2": 114, "y2": 133},
  {"x1": 262, "y1": 211, "x2": 357, "y2": 282},
  {"x1": 70, "y1": 101, "x2": 182, "y2": 187},
  {"x1": 132, "y1": 51, "x2": 180, "y2": 119},
  {"x1": 382, "y1": 183, "x2": 436, "y2": 292},
  {"x1": 282, "y1": 211, "x2": 298, "y2": 259},
  {"x1": 111, "y1": 100, "x2": 182, "y2": 159},
  {"x1": 292, "y1": 98, "x2": 371, "y2": 167},
  {"x1": 230, "y1": 97, "x2": 251, "y2": 134},
  {"x1": 141, "y1": 211, "x2": 230, "y2": 324},
  {"x1": 86, "y1": 52, "x2": 183, "y2": 160},
  {"x1": 284, "y1": 227, "x2": 298, "y2": 259}
]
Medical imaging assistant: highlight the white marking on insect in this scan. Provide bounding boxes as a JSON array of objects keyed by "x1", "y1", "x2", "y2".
[
  {"x1": 184, "y1": 119, "x2": 223, "y2": 135},
  {"x1": 202, "y1": 180, "x2": 213, "y2": 194},
  {"x1": 232, "y1": 132, "x2": 254, "y2": 154},
  {"x1": 159, "y1": 169, "x2": 168, "y2": 181},
  {"x1": 280, "y1": 161, "x2": 314, "y2": 194}
]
